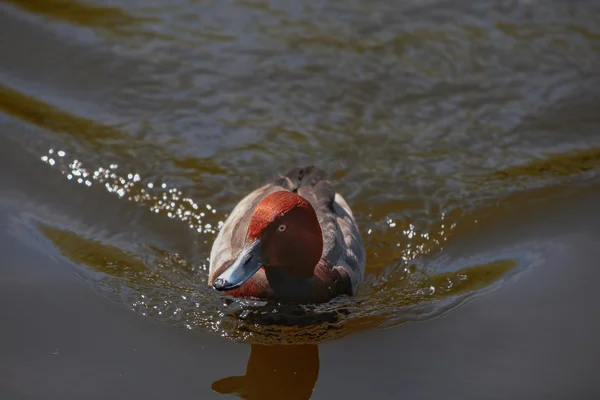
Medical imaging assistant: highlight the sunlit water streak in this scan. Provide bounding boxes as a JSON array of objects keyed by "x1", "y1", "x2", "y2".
[
  {"x1": 40, "y1": 147, "x2": 221, "y2": 235},
  {"x1": 36, "y1": 147, "x2": 536, "y2": 344}
]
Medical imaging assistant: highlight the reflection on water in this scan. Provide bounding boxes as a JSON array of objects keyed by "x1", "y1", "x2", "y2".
[
  {"x1": 2, "y1": 0, "x2": 153, "y2": 35},
  {"x1": 212, "y1": 344, "x2": 319, "y2": 400},
  {"x1": 1, "y1": 0, "x2": 599, "y2": 345}
]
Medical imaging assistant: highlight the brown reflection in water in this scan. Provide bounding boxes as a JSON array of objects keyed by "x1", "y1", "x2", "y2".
[
  {"x1": 2, "y1": 0, "x2": 152, "y2": 32},
  {"x1": 493, "y1": 147, "x2": 600, "y2": 180},
  {"x1": 212, "y1": 344, "x2": 319, "y2": 400},
  {"x1": 38, "y1": 224, "x2": 148, "y2": 278},
  {"x1": 0, "y1": 84, "x2": 225, "y2": 176}
]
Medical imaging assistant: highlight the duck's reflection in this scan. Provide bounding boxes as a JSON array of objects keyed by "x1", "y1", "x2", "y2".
[{"x1": 212, "y1": 344, "x2": 319, "y2": 400}]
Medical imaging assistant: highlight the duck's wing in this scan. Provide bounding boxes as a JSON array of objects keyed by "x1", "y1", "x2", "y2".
[{"x1": 291, "y1": 166, "x2": 366, "y2": 295}]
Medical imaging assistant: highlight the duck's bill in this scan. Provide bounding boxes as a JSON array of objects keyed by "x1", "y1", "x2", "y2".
[{"x1": 213, "y1": 239, "x2": 263, "y2": 291}]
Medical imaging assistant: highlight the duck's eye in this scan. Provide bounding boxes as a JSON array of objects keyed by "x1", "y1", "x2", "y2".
[{"x1": 277, "y1": 224, "x2": 286, "y2": 232}]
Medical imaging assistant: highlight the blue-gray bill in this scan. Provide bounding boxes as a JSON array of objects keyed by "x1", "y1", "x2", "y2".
[{"x1": 213, "y1": 239, "x2": 263, "y2": 291}]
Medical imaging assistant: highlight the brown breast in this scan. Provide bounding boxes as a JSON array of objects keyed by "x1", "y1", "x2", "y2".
[{"x1": 210, "y1": 260, "x2": 352, "y2": 303}]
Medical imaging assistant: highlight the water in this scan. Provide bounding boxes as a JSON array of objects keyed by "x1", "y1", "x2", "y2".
[{"x1": 1, "y1": 0, "x2": 600, "y2": 398}]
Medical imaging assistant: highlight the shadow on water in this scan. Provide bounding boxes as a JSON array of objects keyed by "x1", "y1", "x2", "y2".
[{"x1": 212, "y1": 344, "x2": 319, "y2": 400}]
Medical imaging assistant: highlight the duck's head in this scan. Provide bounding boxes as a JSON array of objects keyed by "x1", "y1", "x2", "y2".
[{"x1": 213, "y1": 191, "x2": 323, "y2": 291}]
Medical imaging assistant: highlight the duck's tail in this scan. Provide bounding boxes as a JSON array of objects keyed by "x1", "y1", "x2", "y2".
[{"x1": 278, "y1": 165, "x2": 327, "y2": 192}]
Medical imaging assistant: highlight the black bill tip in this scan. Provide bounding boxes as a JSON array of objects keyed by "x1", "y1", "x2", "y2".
[
  {"x1": 212, "y1": 278, "x2": 228, "y2": 291},
  {"x1": 213, "y1": 277, "x2": 241, "y2": 291}
]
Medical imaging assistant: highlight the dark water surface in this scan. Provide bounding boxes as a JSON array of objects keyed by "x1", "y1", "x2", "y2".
[{"x1": 1, "y1": 0, "x2": 600, "y2": 398}]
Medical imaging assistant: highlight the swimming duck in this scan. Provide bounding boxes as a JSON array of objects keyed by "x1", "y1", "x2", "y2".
[{"x1": 209, "y1": 166, "x2": 365, "y2": 303}]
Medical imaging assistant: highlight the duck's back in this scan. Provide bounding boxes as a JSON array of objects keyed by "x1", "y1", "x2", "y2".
[{"x1": 209, "y1": 166, "x2": 366, "y2": 294}]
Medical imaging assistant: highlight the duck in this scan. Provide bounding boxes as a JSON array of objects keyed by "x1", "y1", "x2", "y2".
[{"x1": 208, "y1": 166, "x2": 366, "y2": 303}]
